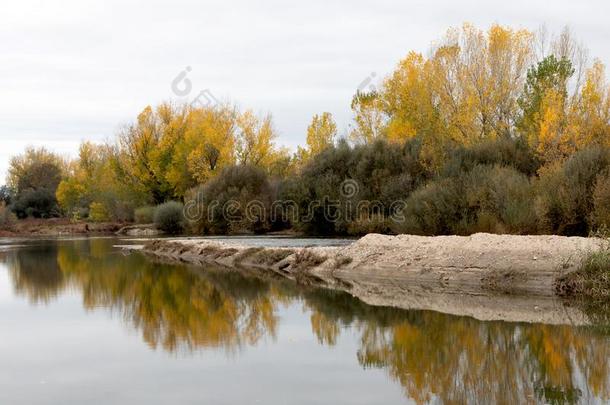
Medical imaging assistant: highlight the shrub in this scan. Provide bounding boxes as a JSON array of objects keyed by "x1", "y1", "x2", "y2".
[
  {"x1": 281, "y1": 138, "x2": 431, "y2": 236},
  {"x1": 0, "y1": 203, "x2": 16, "y2": 229},
  {"x1": 392, "y1": 177, "x2": 464, "y2": 235},
  {"x1": 393, "y1": 165, "x2": 536, "y2": 235},
  {"x1": 89, "y1": 202, "x2": 110, "y2": 222},
  {"x1": 11, "y1": 188, "x2": 59, "y2": 219},
  {"x1": 134, "y1": 206, "x2": 155, "y2": 224},
  {"x1": 293, "y1": 249, "x2": 327, "y2": 272},
  {"x1": 535, "y1": 146, "x2": 610, "y2": 235},
  {"x1": 593, "y1": 169, "x2": 610, "y2": 229},
  {"x1": 442, "y1": 136, "x2": 541, "y2": 177},
  {"x1": 0, "y1": 186, "x2": 12, "y2": 206},
  {"x1": 346, "y1": 214, "x2": 392, "y2": 235},
  {"x1": 8, "y1": 147, "x2": 64, "y2": 219},
  {"x1": 556, "y1": 249, "x2": 610, "y2": 300},
  {"x1": 463, "y1": 165, "x2": 537, "y2": 234},
  {"x1": 186, "y1": 165, "x2": 274, "y2": 235},
  {"x1": 154, "y1": 201, "x2": 184, "y2": 234}
]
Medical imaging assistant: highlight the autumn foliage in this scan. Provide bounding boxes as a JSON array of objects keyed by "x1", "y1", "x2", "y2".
[{"x1": 4, "y1": 23, "x2": 610, "y2": 236}]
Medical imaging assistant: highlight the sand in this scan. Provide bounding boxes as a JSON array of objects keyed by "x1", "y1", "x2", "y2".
[{"x1": 140, "y1": 233, "x2": 605, "y2": 325}]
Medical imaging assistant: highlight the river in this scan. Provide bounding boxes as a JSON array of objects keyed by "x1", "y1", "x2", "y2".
[{"x1": 0, "y1": 237, "x2": 608, "y2": 404}]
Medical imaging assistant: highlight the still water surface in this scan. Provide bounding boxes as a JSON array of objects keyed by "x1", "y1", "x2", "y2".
[{"x1": 0, "y1": 238, "x2": 608, "y2": 404}]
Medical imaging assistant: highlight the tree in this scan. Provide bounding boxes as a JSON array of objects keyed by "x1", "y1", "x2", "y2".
[
  {"x1": 350, "y1": 91, "x2": 386, "y2": 144},
  {"x1": 56, "y1": 142, "x2": 147, "y2": 221},
  {"x1": 7, "y1": 147, "x2": 64, "y2": 193},
  {"x1": 517, "y1": 55, "x2": 574, "y2": 160},
  {"x1": 7, "y1": 147, "x2": 64, "y2": 218},
  {"x1": 351, "y1": 24, "x2": 536, "y2": 167},
  {"x1": 170, "y1": 104, "x2": 237, "y2": 192},
  {"x1": 573, "y1": 60, "x2": 610, "y2": 148},
  {"x1": 300, "y1": 112, "x2": 337, "y2": 160},
  {"x1": 117, "y1": 105, "x2": 174, "y2": 204},
  {"x1": 55, "y1": 177, "x2": 86, "y2": 216},
  {"x1": 235, "y1": 110, "x2": 285, "y2": 171}
]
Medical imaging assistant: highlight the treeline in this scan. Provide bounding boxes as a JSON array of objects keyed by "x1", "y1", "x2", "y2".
[{"x1": 2, "y1": 23, "x2": 610, "y2": 237}]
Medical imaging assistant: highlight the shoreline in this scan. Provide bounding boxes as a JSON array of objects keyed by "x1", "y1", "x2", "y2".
[
  {"x1": 141, "y1": 233, "x2": 606, "y2": 325},
  {"x1": 0, "y1": 218, "x2": 126, "y2": 237}
]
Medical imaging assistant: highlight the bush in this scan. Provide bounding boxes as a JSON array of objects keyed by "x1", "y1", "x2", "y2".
[
  {"x1": 281, "y1": 138, "x2": 431, "y2": 235},
  {"x1": 11, "y1": 188, "x2": 59, "y2": 219},
  {"x1": 0, "y1": 186, "x2": 12, "y2": 206},
  {"x1": 392, "y1": 177, "x2": 464, "y2": 235},
  {"x1": 8, "y1": 147, "x2": 64, "y2": 219},
  {"x1": 593, "y1": 169, "x2": 610, "y2": 229},
  {"x1": 186, "y1": 165, "x2": 274, "y2": 234},
  {"x1": 0, "y1": 203, "x2": 16, "y2": 229},
  {"x1": 154, "y1": 201, "x2": 184, "y2": 234},
  {"x1": 442, "y1": 136, "x2": 541, "y2": 177},
  {"x1": 89, "y1": 202, "x2": 110, "y2": 222},
  {"x1": 393, "y1": 165, "x2": 536, "y2": 235},
  {"x1": 463, "y1": 165, "x2": 537, "y2": 234},
  {"x1": 70, "y1": 207, "x2": 89, "y2": 221},
  {"x1": 556, "y1": 249, "x2": 610, "y2": 299},
  {"x1": 535, "y1": 146, "x2": 610, "y2": 235},
  {"x1": 134, "y1": 206, "x2": 155, "y2": 224}
]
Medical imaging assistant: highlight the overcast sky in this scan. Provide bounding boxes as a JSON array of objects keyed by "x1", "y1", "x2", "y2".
[{"x1": 1, "y1": 0, "x2": 608, "y2": 184}]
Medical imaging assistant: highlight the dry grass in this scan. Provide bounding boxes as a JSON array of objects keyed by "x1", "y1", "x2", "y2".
[
  {"x1": 333, "y1": 255, "x2": 353, "y2": 269},
  {"x1": 556, "y1": 250, "x2": 610, "y2": 299},
  {"x1": 250, "y1": 249, "x2": 294, "y2": 266},
  {"x1": 233, "y1": 247, "x2": 264, "y2": 264},
  {"x1": 293, "y1": 249, "x2": 327, "y2": 271}
]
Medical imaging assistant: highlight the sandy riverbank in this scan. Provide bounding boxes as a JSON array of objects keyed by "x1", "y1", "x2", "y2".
[
  {"x1": 0, "y1": 218, "x2": 127, "y2": 237},
  {"x1": 141, "y1": 233, "x2": 606, "y2": 325}
]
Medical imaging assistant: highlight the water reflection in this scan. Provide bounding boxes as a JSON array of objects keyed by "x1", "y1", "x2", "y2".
[{"x1": 1, "y1": 238, "x2": 609, "y2": 404}]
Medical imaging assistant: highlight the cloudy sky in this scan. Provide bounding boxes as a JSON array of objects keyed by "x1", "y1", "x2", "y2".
[{"x1": 1, "y1": 0, "x2": 608, "y2": 184}]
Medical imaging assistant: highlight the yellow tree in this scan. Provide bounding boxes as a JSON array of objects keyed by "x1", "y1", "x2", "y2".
[
  {"x1": 536, "y1": 89, "x2": 573, "y2": 161},
  {"x1": 117, "y1": 105, "x2": 171, "y2": 203},
  {"x1": 235, "y1": 110, "x2": 279, "y2": 169},
  {"x1": 383, "y1": 52, "x2": 438, "y2": 143},
  {"x1": 306, "y1": 112, "x2": 337, "y2": 155},
  {"x1": 351, "y1": 23, "x2": 536, "y2": 168},
  {"x1": 573, "y1": 60, "x2": 610, "y2": 147},
  {"x1": 428, "y1": 24, "x2": 534, "y2": 142},
  {"x1": 57, "y1": 141, "x2": 146, "y2": 220},
  {"x1": 349, "y1": 91, "x2": 386, "y2": 144},
  {"x1": 164, "y1": 104, "x2": 238, "y2": 195},
  {"x1": 297, "y1": 112, "x2": 337, "y2": 161}
]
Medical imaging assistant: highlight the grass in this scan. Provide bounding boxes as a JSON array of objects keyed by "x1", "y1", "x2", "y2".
[
  {"x1": 556, "y1": 248, "x2": 610, "y2": 334},
  {"x1": 250, "y1": 248, "x2": 294, "y2": 266},
  {"x1": 292, "y1": 249, "x2": 327, "y2": 271},
  {"x1": 333, "y1": 255, "x2": 353, "y2": 269},
  {"x1": 556, "y1": 250, "x2": 610, "y2": 299}
]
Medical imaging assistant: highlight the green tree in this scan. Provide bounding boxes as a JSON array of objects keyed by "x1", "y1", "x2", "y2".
[{"x1": 517, "y1": 55, "x2": 575, "y2": 157}]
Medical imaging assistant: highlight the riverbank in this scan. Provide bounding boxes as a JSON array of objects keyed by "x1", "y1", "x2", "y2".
[
  {"x1": 141, "y1": 233, "x2": 607, "y2": 325},
  {"x1": 0, "y1": 218, "x2": 126, "y2": 236}
]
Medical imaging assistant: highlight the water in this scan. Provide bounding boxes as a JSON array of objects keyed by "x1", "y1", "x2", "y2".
[{"x1": 0, "y1": 238, "x2": 608, "y2": 404}]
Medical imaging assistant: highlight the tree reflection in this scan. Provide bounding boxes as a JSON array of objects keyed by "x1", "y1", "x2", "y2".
[
  {"x1": 1, "y1": 239, "x2": 609, "y2": 403},
  {"x1": 302, "y1": 290, "x2": 610, "y2": 404},
  {"x1": 6, "y1": 244, "x2": 65, "y2": 303}
]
